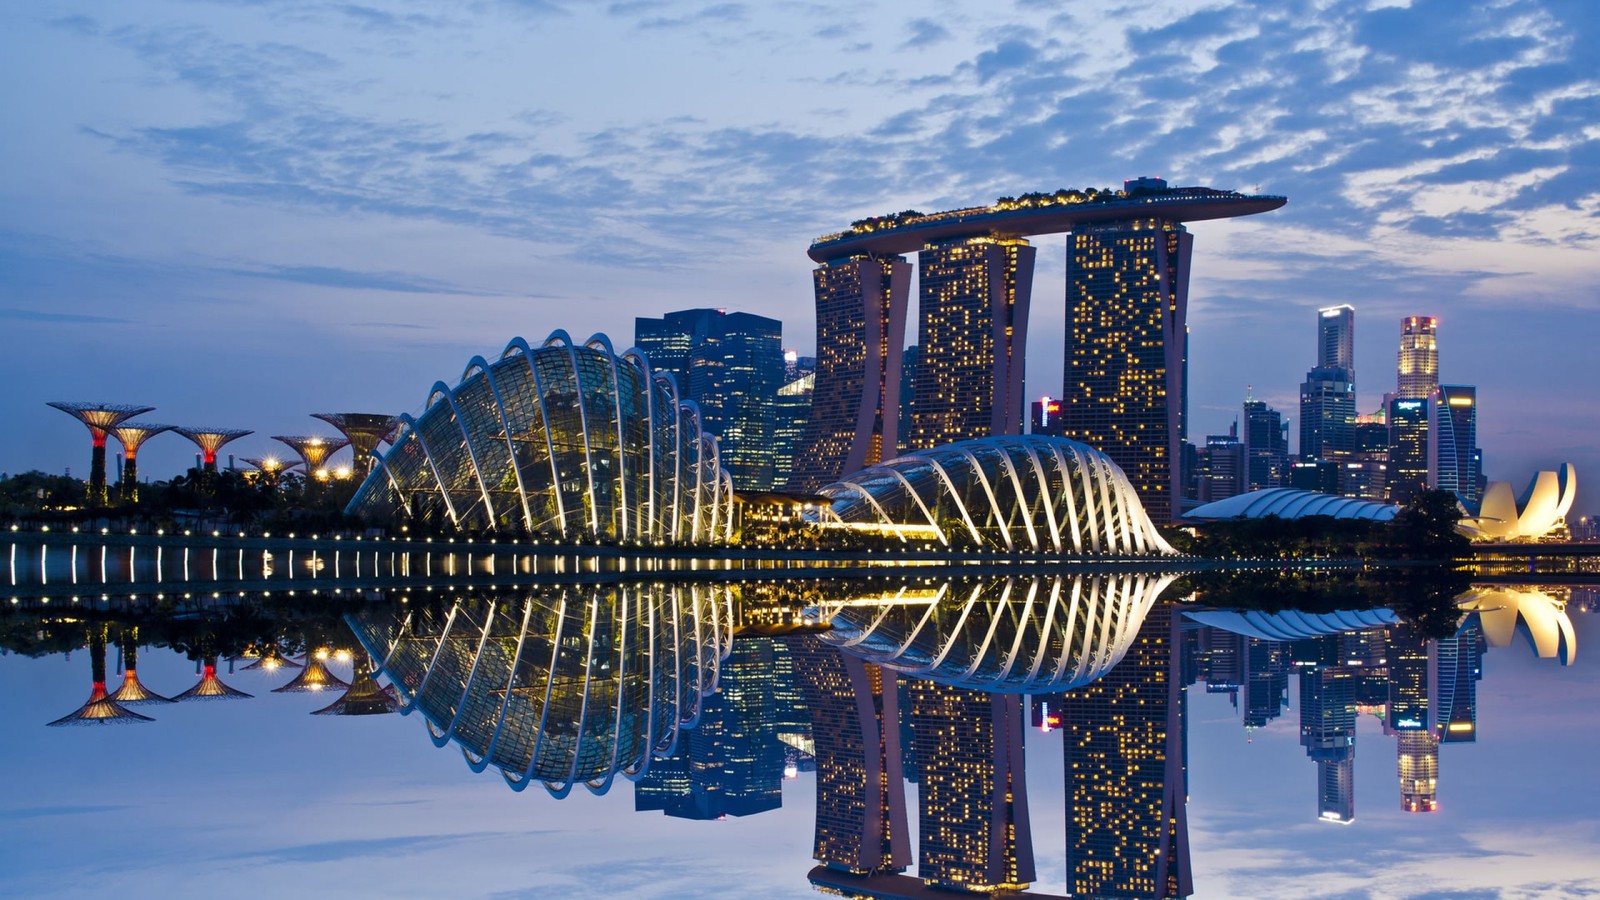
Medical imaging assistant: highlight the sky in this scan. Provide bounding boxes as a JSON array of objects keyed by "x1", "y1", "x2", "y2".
[{"x1": 2, "y1": 0, "x2": 1597, "y2": 511}]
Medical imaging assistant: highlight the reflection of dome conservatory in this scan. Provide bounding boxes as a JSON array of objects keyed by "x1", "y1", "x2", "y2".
[
  {"x1": 348, "y1": 331, "x2": 735, "y2": 543},
  {"x1": 1182, "y1": 608, "x2": 1400, "y2": 641},
  {"x1": 807, "y1": 573, "x2": 1178, "y2": 692},
  {"x1": 816, "y1": 436, "x2": 1174, "y2": 555},
  {"x1": 1456, "y1": 587, "x2": 1576, "y2": 665},
  {"x1": 347, "y1": 584, "x2": 735, "y2": 797}
]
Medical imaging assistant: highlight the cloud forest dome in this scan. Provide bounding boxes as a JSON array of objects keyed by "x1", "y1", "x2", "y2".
[
  {"x1": 347, "y1": 331, "x2": 735, "y2": 543},
  {"x1": 346, "y1": 584, "x2": 736, "y2": 797},
  {"x1": 817, "y1": 435, "x2": 1175, "y2": 555}
]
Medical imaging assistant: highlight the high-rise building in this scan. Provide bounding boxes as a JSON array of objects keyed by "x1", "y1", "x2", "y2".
[
  {"x1": 1397, "y1": 730, "x2": 1440, "y2": 813},
  {"x1": 1242, "y1": 637, "x2": 1290, "y2": 728},
  {"x1": 1061, "y1": 602, "x2": 1192, "y2": 899},
  {"x1": 772, "y1": 372, "x2": 814, "y2": 489},
  {"x1": 1318, "y1": 304, "x2": 1355, "y2": 370},
  {"x1": 1242, "y1": 399, "x2": 1289, "y2": 491},
  {"x1": 1428, "y1": 384, "x2": 1481, "y2": 504},
  {"x1": 786, "y1": 636, "x2": 910, "y2": 875},
  {"x1": 1290, "y1": 459, "x2": 1340, "y2": 494},
  {"x1": 898, "y1": 345, "x2": 919, "y2": 456},
  {"x1": 1194, "y1": 425, "x2": 1244, "y2": 503},
  {"x1": 634, "y1": 308, "x2": 785, "y2": 491},
  {"x1": 1030, "y1": 395, "x2": 1064, "y2": 437},
  {"x1": 1386, "y1": 397, "x2": 1429, "y2": 502},
  {"x1": 1397, "y1": 316, "x2": 1439, "y2": 400},
  {"x1": 1062, "y1": 217, "x2": 1193, "y2": 523},
  {"x1": 908, "y1": 237, "x2": 1034, "y2": 450},
  {"x1": 1299, "y1": 667, "x2": 1357, "y2": 823},
  {"x1": 1300, "y1": 368, "x2": 1356, "y2": 460},
  {"x1": 788, "y1": 257, "x2": 910, "y2": 491},
  {"x1": 906, "y1": 681, "x2": 1034, "y2": 893}
]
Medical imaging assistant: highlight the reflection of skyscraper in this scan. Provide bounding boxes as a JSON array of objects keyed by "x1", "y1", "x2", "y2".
[
  {"x1": 908, "y1": 237, "x2": 1034, "y2": 450},
  {"x1": 1299, "y1": 667, "x2": 1356, "y2": 823},
  {"x1": 1062, "y1": 603, "x2": 1192, "y2": 899},
  {"x1": 788, "y1": 257, "x2": 910, "y2": 491},
  {"x1": 1397, "y1": 729, "x2": 1440, "y2": 812},
  {"x1": 1242, "y1": 638, "x2": 1289, "y2": 729},
  {"x1": 1062, "y1": 215, "x2": 1192, "y2": 524},
  {"x1": 787, "y1": 636, "x2": 910, "y2": 874},
  {"x1": 906, "y1": 680, "x2": 1034, "y2": 893},
  {"x1": 1397, "y1": 316, "x2": 1439, "y2": 400},
  {"x1": 1436, "y1": 621, "x2": 1484, "y2": 744}
]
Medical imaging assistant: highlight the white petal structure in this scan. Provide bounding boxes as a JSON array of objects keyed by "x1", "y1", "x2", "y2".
[
  {"x1": 348, "y1": 331, "x2": 735, "y2": 543},
  {"x1": 805, "y1": 573, "x2": 1179, "y2": 692},
  {"x1": 815, "y1": 436, "x2": 1175, "y2": 555},
  {"x1": 347, "y1": 584, "x2": 736, "y2": 797},
  {"x1": 1460, "y1": 465, "x2": 1578, "y2": 541},
  {"x1": 1455, "y1": 587, "x2": 1576, "y2": 665}
]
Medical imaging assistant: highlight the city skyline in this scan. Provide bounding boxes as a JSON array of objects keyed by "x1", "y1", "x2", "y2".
[{"x1": 2, "y1": 0, "x2": 1596, "y2": 518}]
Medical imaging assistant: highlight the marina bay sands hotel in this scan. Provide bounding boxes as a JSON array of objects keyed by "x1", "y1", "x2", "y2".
[{"x1": 787, "y1": 178, "x2": 1286, "y2": 523}]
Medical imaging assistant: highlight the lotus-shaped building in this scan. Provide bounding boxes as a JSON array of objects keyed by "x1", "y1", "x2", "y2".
[
  {"x1": 815, "y1": 435, "x2": 1174, "y2": 555},
  {"x1": 1458, "y1": 465, "x2": 1577, "y2": 541},
  {"x1": 348, "y1": 331, "x2": 734, "y2": 543}
]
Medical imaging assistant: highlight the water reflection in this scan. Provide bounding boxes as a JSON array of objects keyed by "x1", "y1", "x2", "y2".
[{"x1": 4, "y1": 576, "x2": 1593, "y2": 899}]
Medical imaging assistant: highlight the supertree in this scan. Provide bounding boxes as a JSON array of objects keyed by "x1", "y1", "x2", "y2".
[
  {"x1": 174, "y1": 427, "x2": 253, "y2": 487},
  {"x1": 108, "y1": 423, "x2": 172, "y2": 502},
  {"x1": 107, "y1": 625, "x2": 176, "y2": 705},
  {"x1": 46, "y1": 402, "x2": 155, "y2": 506},
  {"x1": 272, "y1": 435, "x2": 350, "y2": 482},
  {"x1": 240, "y1": 456, "x2": 303, "y2": 491},
  {"x1": 46, "y1": 625, "x2": 155, "y2": 726},
  {"x1": 311, "y1": 413, "x2": 400, "y2": 475}
]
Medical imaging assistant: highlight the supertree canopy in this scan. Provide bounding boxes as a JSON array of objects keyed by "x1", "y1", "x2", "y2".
[
  {"x1": 47, "y1": 402, "x2": 155, "y2": 506},
  {"x1": 108, "y1": 423, "x2": 172, "y2": 502},
  {"x1": 273, "y1": 435, "x2": 351, "y2": 478},
  {"x1": 312, "y1": 413, "x2": 399, "y2": 474},
  {"x1": 174, "y1": 428, "x2": 253, "y2": 478}
]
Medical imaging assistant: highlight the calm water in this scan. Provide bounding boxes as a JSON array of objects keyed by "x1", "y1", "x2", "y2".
[{"x1": 1, "y1": 562, "x2": 1595, "y2": 899}]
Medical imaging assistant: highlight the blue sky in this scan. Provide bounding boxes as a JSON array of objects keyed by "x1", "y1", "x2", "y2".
[{"x1": 2, "y1": 0, "x2": 1596, "y2": 509}]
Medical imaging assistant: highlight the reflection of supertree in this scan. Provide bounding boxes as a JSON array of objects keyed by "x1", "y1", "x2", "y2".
[
  {"x1": 107, "y1": 626, "x2": 175, "y2": 705},
  {"x1": 312, "y1": 413, "x2": 399, "y2": 474},
  {"x1": 174, "y1": 427, "x2": 253, "y2": 485},
  {"x1": 312, "y1": 654, "x2": 399, "y2": 716},
  {"x1": 47, "y1": 626, "x2": 155, "y2": 726},
  {"x1": 175, "y1": 655, "x2": 254, "y2": 701},
  {"x1": 46, "y1": 402, "x2": 154, "y2": 506},
  {"x1": 239, "y1": 642, "x2": 302, "y2": 671},
  {"x1": 108, "y1": 423, "x2": 172, "y2": 502},
  {"x1": 272, "y1": 435, "x2": 350, "y2": 480},
  {"x1": 271, "y1": 648, "x2": 350, "y2": 693}
]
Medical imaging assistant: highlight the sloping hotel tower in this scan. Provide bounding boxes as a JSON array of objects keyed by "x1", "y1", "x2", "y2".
[{"x1": 790, "y1": 179, "x2": 1285, "y2": 523}]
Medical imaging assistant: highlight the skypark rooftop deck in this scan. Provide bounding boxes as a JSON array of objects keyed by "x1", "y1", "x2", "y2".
[{"x1": 807, "y1": 182, "x2": 1287, "y2": 262}]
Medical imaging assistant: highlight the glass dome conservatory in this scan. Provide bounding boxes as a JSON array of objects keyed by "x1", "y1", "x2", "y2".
[
  {"x1": 348, "y1": 332, "x2": 734, "y2": 543},
  {"x1": 816, "y1": 435, "x2": 1174, "y2": 555}
]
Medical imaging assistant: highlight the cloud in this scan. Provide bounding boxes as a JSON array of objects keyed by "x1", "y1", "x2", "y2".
[
  {"x1": 228, "y1": 265, "x2": 499, "y2": 296},
  {"x1": 901, "y1": 18, "x2": 950, "y2": 49},
  {"x1": 0, "y1": 308, "x2": 134, "y2": 325}
]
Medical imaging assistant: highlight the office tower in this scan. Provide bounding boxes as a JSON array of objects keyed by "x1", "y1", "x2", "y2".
[
  {"x1": 1318, "y1": 304, "x2": 1355, "y2": 370},
  {"x1": 1299, "y1": 667, "x2": 1357, "y2": 823},
  {"x1": 1300, "y1": 367, "x2": 1356, "y2": 460},
  {"x1": 772, "y1": 372, "x2": 814, "y2": 488},
  {"x1": 908, "y1": 237, "x2": 1035, "y2": 450},
  {"x1": 1062, "y1": 603, "x2": 1192, "y2": 899},
  {"x1": 1397, "y1": 730, "x2": 1440, "y2": 812},
  {"x1": 1397, "y1": 316, "x2": 1439, "y2": 400},
  {"x1": 898, "y1": 345, "x2": 919, "y2": 455},
  {"x1": 1290, "y1": 459, "x2": 1340, "y2": 494},
  {"x1": 1428, "y1": 384, "x2": 1481, "y2": 504},
  {"x1": 787, "y1": 636, "x2": 910, "y2": 874},
  {"x1": 635, "y1": 308, "x2": 785, "y2": 491},
  {"x1": 1062, "y1": 218, "x2": 1192, "y2": 524},
  {"x1": 906, "y1": 681, "x2": 1034, "y2": 893},
  {"x1": 789, "y1": 257, "x2": 911, "y2": 491},
  {"x1": 1030, "y1": 396, "x2": 1063, "y2": 437},
  {"x1": 1386, "y1": 398, "x2": 1429, "y2": 502},
  {"x1": 1242, "y1": 399, "x2": 1289, "y2": 491},
  {"x1": 1341, "y1": 412, "x2": 1390, "y2": 500},
  {"x1": 1194, "y1": 425, "x2": 1244, "y2": 503}
]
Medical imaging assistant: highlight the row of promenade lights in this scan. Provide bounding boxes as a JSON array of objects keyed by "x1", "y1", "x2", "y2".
[{"x1": 46, "y1": 403, "x2": 400, "y2": 506}]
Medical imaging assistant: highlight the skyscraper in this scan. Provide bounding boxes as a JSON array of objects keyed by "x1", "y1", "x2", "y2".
[
  {"x1": 1318, "y1": 304, "x2": 1355, "y2": 370},
  {"x1": 1428, "y1": 384, "x2": 1481, "y2": 504},
  {"x1": 634, "y1": 308, "x2": 785, "y2": 490},
  {"x1": 1397, "y1": 316, "x2": 1439, "y2": 400},
  {"x1": 1062, "y1": 216, "x2": 1192, "y2": 523},
  {"x1": 1387, "y1": 397, "x2": 1429, "y2": 502},
  {"x1": 787, "y1": 636, "x2": 910, "y2": 874},
  {"x1": 1242, "y1": 399, "x2": 1288, "y2": 491},
  {"x1": 772, "y1": 372, "x2": 814, "y2": 489},
  {"x1": 906, "y1": 680, "x2": 1034, "y2": 893},
  {"x1": 1194, "y1": 425, "x2": 1244, "y2": 503},
  {"x1": 1061, "y1": 602, "x2": 1192, "y2": 899},
  {"x1": 1300, "y1": 308, "x2": 1356, "y2": 462},
  {"x1": 1397, "y1": 730, "x2": 1440, "y2": 813},
  {"x1": 907, "y1": 237, "x2": 1034, "y2": 450},
  {"x1": 788, "y1": 257, "x2": 910, "y2": 491}
]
